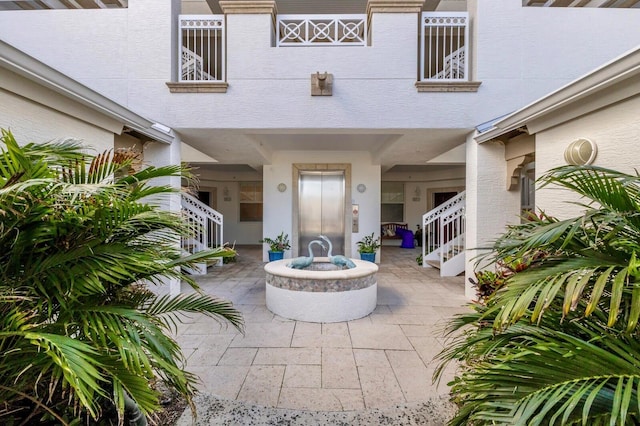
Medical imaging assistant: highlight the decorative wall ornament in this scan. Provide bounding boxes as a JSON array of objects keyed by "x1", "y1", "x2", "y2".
[
  {"x1": 311, "y1": 72, "x2": 333, "y2": 96},
  {"x1": 277, "y1": 183, "x2": 287, "y2": 192},
  {"x1": 565, "y1": 138, "x2": 597, "y2": 166}
]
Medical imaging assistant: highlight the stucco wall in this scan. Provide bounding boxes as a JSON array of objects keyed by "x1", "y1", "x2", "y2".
[
  {"x1": 535, "y1": 95, "x2": 640, "y2": 219},
  {"x1": 0, "y1": 9, "x2": 130, "y2": 104},
  {"x1": 263, "y1": 151, "x2": 380, "y2": 262},
  {"x1": 0, "y1": 88, "x2": 114, "y2": 153},
  {"x1": 465, "y1": 134, "x2": 521, "y2": 299},
  {"x1": 473, "y1": 2, "x2": 640, "y2": 124},
  {"x1": 1, "y1": 1, "x2": 639, "y2": 132}
]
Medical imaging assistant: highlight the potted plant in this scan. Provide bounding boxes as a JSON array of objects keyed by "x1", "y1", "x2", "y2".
[
  {"x1": 356, "y1": 232, "x2": 380, "y2": 262},
  {"x1": 260, "y1": 231, "x2": 291, "y2": 261}
]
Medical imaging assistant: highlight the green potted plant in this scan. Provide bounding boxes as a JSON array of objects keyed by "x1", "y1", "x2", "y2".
[
  {"x1": 260, "y1": 231, "x2": 291, "y2": 261},
  {"x1": 356, "y1": 232, "x2": 380, "y2": 262}
]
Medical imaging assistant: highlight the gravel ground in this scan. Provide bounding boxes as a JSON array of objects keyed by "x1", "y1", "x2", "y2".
[{"x1": 174, "y1": 394, "x2": 456, "y2": 426}]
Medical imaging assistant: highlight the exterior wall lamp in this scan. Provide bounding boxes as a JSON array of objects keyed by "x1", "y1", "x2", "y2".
[{"x1": 564, "y1": 138, "x2": 597, "y2": 166}]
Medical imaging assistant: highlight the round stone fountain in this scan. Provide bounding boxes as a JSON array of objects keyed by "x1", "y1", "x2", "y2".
[{"x1": 264, "y1": 257, "x2": 378, "y2": 323}]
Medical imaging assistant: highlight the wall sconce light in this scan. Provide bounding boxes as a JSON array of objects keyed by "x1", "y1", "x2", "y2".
[
  {"x1": 223, "y1": 186, "x2": 231, "y2": 201},
  {"x1": 412, "y1": 186, "x2": 421, "y2": 202},
  {"x1": 565, "y1": 138, "x2": 597, "y2": 165},
  {"x1": 311, "y1": 71, "x2": 333, "y2": 96},
  {"x1": 277, "y1": 183, "x2": 287, "y2": 192},
  {"x1": 357, "y1": 184, "x2": 366, "y2": 193}
]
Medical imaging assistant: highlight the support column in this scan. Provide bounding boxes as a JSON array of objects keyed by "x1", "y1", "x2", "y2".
[
  {"x1": 366, "y1": 0, "x2": 425, "y2": 47},
  {"x1": 220, "y1": 1, "x2": 278, "y2": 80},
  {"x1": 143, "y1": 133, "x2": 182, "y2": 296},
  {"x1": 465, "y1": 132, "x2": 521, "y2": 300}
]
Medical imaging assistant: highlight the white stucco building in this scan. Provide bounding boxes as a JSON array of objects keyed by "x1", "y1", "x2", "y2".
[{"x1": 1, "y1": 0, "x2": 639, "y2": 298}]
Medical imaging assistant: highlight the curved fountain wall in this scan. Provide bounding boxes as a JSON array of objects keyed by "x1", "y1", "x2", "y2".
[{"x1": 264, "y1": 257, "x2": 378, "y2": 323}]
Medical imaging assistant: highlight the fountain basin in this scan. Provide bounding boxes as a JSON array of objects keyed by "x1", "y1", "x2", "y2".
[{"x1": 264, "y1": 257, "x2": 378, "y2": 323}]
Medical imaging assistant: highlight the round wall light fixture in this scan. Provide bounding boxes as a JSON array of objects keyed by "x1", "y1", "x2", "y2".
[
  {"x1": 564, "y1": 138, "x2": 597, "y2": 166},
  {"x1": 277, "y1": 183, "x2": 287, "y2": 192},
  {"x1": 357, "y1": 184, "x2": 366, "y2": 193}
]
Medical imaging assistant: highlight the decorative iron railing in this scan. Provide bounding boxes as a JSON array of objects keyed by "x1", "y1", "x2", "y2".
[
  {"x1": 420, "y1": 12, "x2": 469, "y2": 81},
  {"x1": 277, "y1": 15, "x2": 366, "y2": 46},
  {"x1": 179, "y1": 15, "x2": 224, "y2": 82}
]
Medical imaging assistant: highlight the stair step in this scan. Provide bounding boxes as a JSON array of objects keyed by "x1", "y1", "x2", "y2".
[
  {"x1": 207, "y1": 257, "x2": 224, "y2": 267},
  {"x1": 426, "y1": 259, "x2": 440, "y2": 269}
]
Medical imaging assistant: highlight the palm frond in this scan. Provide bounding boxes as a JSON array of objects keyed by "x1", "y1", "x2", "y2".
[{"x1": 0, "y1": 129, "x2": 242, "y2": 423}]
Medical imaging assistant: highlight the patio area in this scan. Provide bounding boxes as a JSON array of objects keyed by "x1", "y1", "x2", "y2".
[{"x1": 174, "y1": 245, "x2": 469, "y2": 424}]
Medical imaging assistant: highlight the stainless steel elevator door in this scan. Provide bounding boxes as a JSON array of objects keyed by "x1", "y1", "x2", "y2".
[{"x1": 298, "y1": 171, "x2": 345, "y2": 256}]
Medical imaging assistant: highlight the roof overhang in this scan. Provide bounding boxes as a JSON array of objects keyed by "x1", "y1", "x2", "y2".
[{"x1": 0, "y1": 40, "x2": 173, "y2": 144}]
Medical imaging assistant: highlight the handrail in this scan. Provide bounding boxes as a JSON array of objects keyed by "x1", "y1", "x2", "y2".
[
  {"x1": 423, "y1": 191, "x2": 465, "y2": 225},
  {"x1": 181, "y1": 192, "x2": 223, "y2": 250},
  {"x1": 422, "y1": 191, "x2": 465, "y2": 275},
  {"x1": 181, "y1": 47, "x2": 214, "y2": 81}
]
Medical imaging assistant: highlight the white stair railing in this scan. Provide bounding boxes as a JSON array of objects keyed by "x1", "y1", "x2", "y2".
[
  {"x1": 181, "y1": 47, "x2": 215, "y2": 81},
  {"x1": 422, "y1": 191, "x2": 465, "y2": 277},
  {"x1": 181, "y1": 192, "x2": 223, "y2": 274},
  {"x1": 432, "y1": 47, "x2": 465, "y2": 80}
]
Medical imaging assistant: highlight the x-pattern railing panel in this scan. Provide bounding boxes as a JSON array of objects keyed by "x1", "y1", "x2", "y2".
[{"x1": 277, "y1": 15, "x2": 366, "y2": 46}]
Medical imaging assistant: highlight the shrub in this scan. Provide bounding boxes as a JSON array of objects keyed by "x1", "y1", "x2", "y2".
[
  {"x1": 0, "y1": 129, "x2": 243, "y2": 424},
  {"x1": 436, "y1": 165, "x2": 640, "y2": 425}
]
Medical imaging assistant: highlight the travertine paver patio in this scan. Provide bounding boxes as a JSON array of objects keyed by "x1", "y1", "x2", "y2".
[{"x1": 175, "y1": 245, "x2": 468, "y2": 412}]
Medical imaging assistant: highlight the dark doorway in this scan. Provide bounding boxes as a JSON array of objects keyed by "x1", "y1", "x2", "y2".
[
  {"x1": 197, "y1": 191, "x2": 211, "y2": 206},
  {"x1": 434, "y1": 191, "x2": 457, "y2": 207}
]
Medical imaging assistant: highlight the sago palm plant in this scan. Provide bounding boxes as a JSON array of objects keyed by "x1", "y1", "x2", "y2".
[
  {"x1": 437, "y1": 165, "x2": 640, "y2": 425},
  {"x1": 0, "y1": 129, "x2": 243, "y2": 425}
]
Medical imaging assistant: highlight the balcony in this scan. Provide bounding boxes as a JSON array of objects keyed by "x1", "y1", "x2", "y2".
[
  {"x1": 170, "y1": 11, "x2": 479, "y2": 93},
  {"x1": 276, "y1": 15, "x2": 367, "y2": 46},
  {"x1": 179, "y1": 15, "x2": 224, "y2": 82},
  {"x1": 166, "y1": 15, "x2": 227, "y2": 93},
  {"x1": 417, "y1": 12, "x2": 480, "y2": 92}
]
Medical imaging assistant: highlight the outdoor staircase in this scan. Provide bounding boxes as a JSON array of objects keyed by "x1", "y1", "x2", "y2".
[
  {"x1": 432, "y1": 47, "x2": 465, "y2": 80},
  {"x1": 181, "y1": 192, "x2": 224, "y2": 275},
  {"x1": 421, "y1": 191, "x2": 465, "y2": 276},
  {"x1": 181, "y1": 47, "x2": 215, "y2": 81}
]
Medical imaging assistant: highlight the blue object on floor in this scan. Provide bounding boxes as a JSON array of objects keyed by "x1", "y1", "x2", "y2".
[{"x1": 396, "y1": 228, "x2": 415, "y2": 249}]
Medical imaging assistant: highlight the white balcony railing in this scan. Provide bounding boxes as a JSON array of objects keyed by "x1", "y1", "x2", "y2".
[
  {"x1": 179, "y1": 15, "x2": 224, "y2": 82},
  {"x1": 420, "y1": 12, "x2": 469, "y2": 81},
  {"x1": 277, "y1": 15, "x2": 366, "y2": 46}
]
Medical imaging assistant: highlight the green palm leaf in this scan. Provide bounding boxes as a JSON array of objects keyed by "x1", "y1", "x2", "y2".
[
  {"x1": 439, "y1": 165, "x2": 640, "y2": 425},
  {"x1": 0, "y1": 129, "x2": 243, "y2": 423}
]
